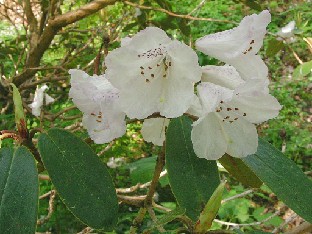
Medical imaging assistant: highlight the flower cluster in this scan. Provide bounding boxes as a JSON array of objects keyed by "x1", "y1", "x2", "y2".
[{"x1": 69, "y1": 10, "x2": 281, "y2": 160}]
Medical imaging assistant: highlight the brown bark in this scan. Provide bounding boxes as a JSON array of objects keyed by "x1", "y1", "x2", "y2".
[{"x1": 13, "y1": 0, "x2": 119, "y2": 87}]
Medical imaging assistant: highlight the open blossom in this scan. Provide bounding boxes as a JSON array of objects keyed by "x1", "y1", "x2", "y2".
[
  {"x1": 69, "y1": 69, "x2": 126, "y2": 144},
  {"x1": 191, "y1": 66, "x2": 281, "y2": 160},
  {"x1": 29, "y1": 84, "x2": 54, "y2": 117},
  {"x1": 195, "y1": 10, "x2": 271, "y2": 80},
  {"x1": 105, "y1": 27, "x2": 202, "y2": 119},
  {"x1": 141, "y1": 118, "x2": 170, "y2": 146}
]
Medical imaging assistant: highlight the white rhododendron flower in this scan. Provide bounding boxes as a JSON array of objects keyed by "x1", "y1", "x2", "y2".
[
  {"x1": 195, "y1": 10, "x2": 271, "y2": 80},
  {"x1": 277, "y1": 21, "x2": 296, "y2": 38},
  {"x1": 105, "y1": 27, "x2": 202, "y2": 119},
  {"x1": 29, "y1": 84, "x2": 54, "y2": 117},
  {"x1": 141, "y1": 118, "x2": 170, "y2": 146},
  {"x1": 69, "y1": 69, "x2": 126, "y2": 144},
  {"x1": 191, "y1": 69, "x2": 281, "y2": 160}
]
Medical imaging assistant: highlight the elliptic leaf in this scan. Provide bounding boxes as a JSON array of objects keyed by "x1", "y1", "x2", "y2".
[
  {"x1": 38, "y1": 128, "x2": 118, "y2": 230},
  {"x1": 0, "y1": 147, "x2": 38, "y2": 234}
]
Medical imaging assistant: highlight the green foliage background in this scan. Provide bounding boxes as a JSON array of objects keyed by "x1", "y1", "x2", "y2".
[{"x1": 0, "y1": 0, "x2": 311, "y2": 233}]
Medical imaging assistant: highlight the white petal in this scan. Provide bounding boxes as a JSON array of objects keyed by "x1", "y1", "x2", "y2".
[
  {"x1": 82, "y1": 105, "x2": 126, "y2": 144},
  {"x1": 141, "y1": 118, "x2": 170, "y2": 146},
  {"x1": 187, "y1": 95, "x2": 204, "y2": 117},
  {"x1": 201, "y1": 65, "x2": 244, "y2": 89},
  {"x1": 159, "y1": 77, "x2": 195, "y2": 118},
  {"x1": 230, "y1": 94, "x2": 281, "y2": 124},
  {"x1": 191, "y1": 113, "x2": 227, "y2": 160},
  {"x1": 166, "y1": 40, "x2": 202, "y2": 83},
  {"x1": 69, "y1": 69, "x2": 119, "y2": 114},
  {"x1": 223, "y1": 117, "x2": 258, "y2": 158},
  {"x1": 45, "y1": 94, "x2": 54, "y2": 105},
  {"x1": 117, "y1": 78, "x2": 163, "y2": 119},
  {"x1": 121, "y1": 36, "x2": 132, "y2": 47},
  {"x1": 196, "y1": 10, "x2": 271, "y2": 61},
  {"x1": 197, "y1": 82, "x2": 233, "y2": 115},
  {"x1": 29, "y1": 84, "x2": 49, "y2": 116},
  {"x1": 230, "y1": 54, "x2": 268, "y2": 80}
]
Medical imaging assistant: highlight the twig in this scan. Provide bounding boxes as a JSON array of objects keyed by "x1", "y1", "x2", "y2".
[
  {"x1": 130, "y1": 207, "x2": 147, "y2": 234},
  {"x1": 273, "y1": 213, "x2": 298, "y2": 234},
  {"x1": 214, "y1": 208, "x2": 282, "y2": 228},
  {"x1": 284, "y1": 222, "x2": 312, "y2": 234},
  {"x1": 221, "y1": 189, "x2": 254, "y2": 204},
  {"x1": 37, "y1": 190, "x2": 56, "y2": 225},
  {"x1": 124, "y1": 1, "x2": 235, "y2": 24}
]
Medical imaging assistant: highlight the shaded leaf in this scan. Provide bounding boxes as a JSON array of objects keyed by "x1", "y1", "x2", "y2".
[
  {"x1": 219, "y1": 154, "x2": 262, "y2": 188},
  {"x1": 266, "y1": 38, "x2": 284, "y2": 57},
  {"x1": 242, "y1": 138, "x2": 312, "y2": 222}
]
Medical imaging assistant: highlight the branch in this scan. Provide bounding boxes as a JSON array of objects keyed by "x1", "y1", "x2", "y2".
[
  {"x1": 13, "y1": 0, "x2": 119, "y2": 86},
  {"x1": 124, "y1": 1, "x2": 236, "y2": 24}
]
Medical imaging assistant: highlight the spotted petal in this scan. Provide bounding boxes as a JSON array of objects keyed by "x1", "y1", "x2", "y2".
[
  {"x1": 196, "y1": 10, "x2": 271, "y2": 61},
  {"x1": 105, "y1": 27, "x2": 201, "y2": 119}
]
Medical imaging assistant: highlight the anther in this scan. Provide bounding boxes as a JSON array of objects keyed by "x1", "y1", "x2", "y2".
[
  {"x1": 140, "y1": 66, "x2": 144, "y2": 69},
  {"x1": 250, "y1": 39, "x2": 255, "y2": 44},
  {"x1": 145, "y1": 79, "x2": 150, "y2": 83},
  {"x1": 225, "y1": 116, "x2": 230, "y2": 119},
  {"x1": 229, "y1": 121, "x2": 234, "y2": 123},
  {"x1": 234, "y1": 117, "x2": 238, "y2": 120},
  {"x1": 220, "y1": 101, "x2": 224, "y2": 104},
  {"x1": 243, "y1": 113, "x2": 247, "y2": 116},
  {"x1": 169, "y1": 62, "x2": 172, "y2": 66},
  {"x1": 234, "y1": 108, "x2": 239, "y2": 110},
  {"x1": 148, "y1": 66, "x2": 152, "y2": 69},
  {"x1": 141, "y1": 71, "x2": 144, "y2": 75},
  {"x1": 163, "y1": 74, "x2": 166, "y2": 78},
  {"x1": 151, "y1": 74, "x2": 155, "y2": 77},
  {"x1": 227, "y1": 108, "x2": 232, "y2": 111},
  {"x1": 157, "y1": 64, "x2": 160, "y2": 67},
  {"x1": 96, "y1": 120, "x2": 102, "y2": 123},
  {"x1": 91, "y1": 113, "x2": 96, "y2": 116},
  {"x1": 138, "y1": 55, "x2": 141, "y2": 57}
]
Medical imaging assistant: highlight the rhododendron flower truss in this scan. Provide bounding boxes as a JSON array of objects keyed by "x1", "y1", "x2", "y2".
[
  {"x1": 195, "y1": 10, "x2": 271, "y2": 80},
  {"x1": 29, "y1": 84, "x2": 54, "y2": 117},
  {"x1": 69, "y1": 69, "x2": 126, "y2": 144},
  {"x1": 191, "y1": 75, "x2": 281, "y2": 160},
  {"x1": 105, "y1": 27, "x2": 202, "y2": 119},
  {"x1": 141, "y1": 118, "x2": 170, "y2": 146}
]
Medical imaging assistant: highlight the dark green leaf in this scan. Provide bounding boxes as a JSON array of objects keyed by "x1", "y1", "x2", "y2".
[
  {"x1": 38, "y1": 128, "x2": 118, "y2": 230},
  {"x1": 219, "y1": 154, "x2": 262, "y2": 188},
  {"x1": 242, "y1": 138, "x2": 312, "y2": 222},
  {"x1": 266, "y1": 38, "x2": 284, "y2": 57},
  {"x1": 0, "y1": 147, "x2": 38, "y2": 234},
  {"x1": 244, "y1": 0, "x2": 262, "y2": 11},
  {"x1": 166, "y1": 116, "x2": 220, "y2": 221}
]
